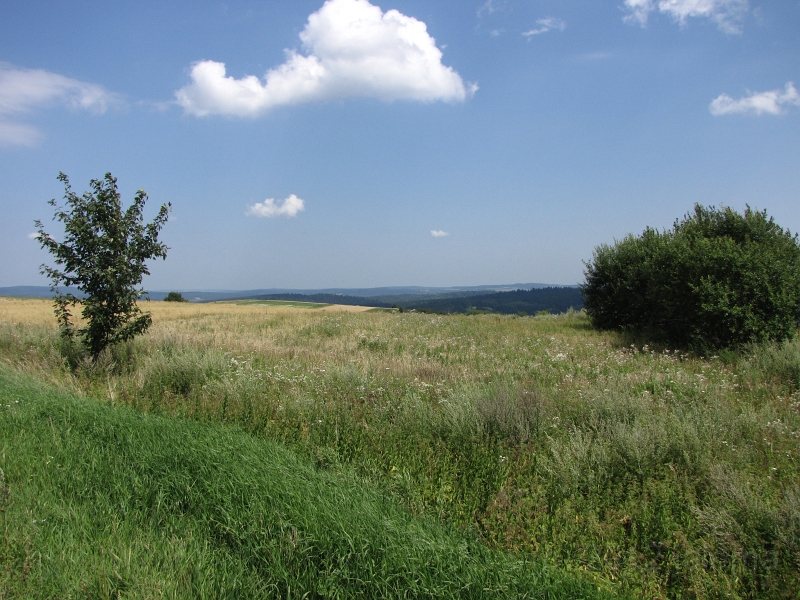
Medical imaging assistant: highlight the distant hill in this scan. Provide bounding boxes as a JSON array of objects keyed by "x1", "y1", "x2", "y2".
[
  {"x1": 401, "y1": 287, "x2": 583, "y2": 315},
  {"x1": 0, "y1": 286, "x2": 87, "y2": 299},
  {"x1": 1, "y1": 285, "x2": 584, "y2": 315},
  {"x1": 230, "y1": 293, "x2": 393, "y2": 308},
  {"x1": 0, "y1": 283, "x2": 576, "y2": 303},
  {"x1": 231, "y1": 287, "x2": 583, "y2": 316}
]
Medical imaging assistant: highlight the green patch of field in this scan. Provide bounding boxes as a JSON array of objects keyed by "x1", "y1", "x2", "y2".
[
  {"x1": 0, "y1": 367, "x2": 613, "y2": 599},
  {"x1": 224, "y1": 299, "x2": 333, "y2": 309}
]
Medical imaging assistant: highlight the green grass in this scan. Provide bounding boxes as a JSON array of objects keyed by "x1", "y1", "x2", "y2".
[
  {"x1": 0, "y1": 367, "x2": 614, "y2": 599},
  {"x1": 226, "y1": 300, "x2": 333, "y2": 309},
  {"x1": 2, "y1": 302, "x2": 799, "y2": 598}
]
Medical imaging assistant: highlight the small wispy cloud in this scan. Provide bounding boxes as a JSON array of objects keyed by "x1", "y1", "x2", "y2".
[
  {"x1": 0, "y1": 63, "x2": 118, "y2": 147},
  {"x1": 247, "y1": 194, "x2": 305, "y2": 218},
  {"x1": 27, "y1": 232, "x2": 38, "y2": 240},
  {"x1": 577, "y1": 51, "x2": 613, "y2": 62},
  {"x1": 623, "y1": 0, "x2": 657, "y2": 26},
  {"x1": 623, "y1": 0, "x2": 749, "y2": 34},
  {"x1": 522, "y1": 17, "x2": 566, "y2": 37},
  {"x1": 430, "y1": 229, "x2": 449, "y2": 237},
  {"x1": 477, "y1": 0, "x2": 500, "y2": 18},
  {"x1": 710, "y1": 82, "x2": 800, "y2": 116}
]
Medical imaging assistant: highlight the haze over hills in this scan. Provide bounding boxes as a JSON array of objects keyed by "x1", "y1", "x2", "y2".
[
  {"x1": 234, "y1": 287, "x2": 584, "y2": 316},
  {"x1": 0, "y1": 284, "x2": 584, "y2": 316},
  {"x1": 0, "y1": 283, "x2": 576, "y2": 303}
]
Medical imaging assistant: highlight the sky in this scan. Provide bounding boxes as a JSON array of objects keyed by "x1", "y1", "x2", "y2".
[{"x1": 1, "y1": 0, "x2": 798, "y2": 290}]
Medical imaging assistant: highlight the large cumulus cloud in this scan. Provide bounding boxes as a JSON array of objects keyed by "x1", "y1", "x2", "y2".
[{"x1": 176, "y1": 0, "x2": 475, "y2": 117}]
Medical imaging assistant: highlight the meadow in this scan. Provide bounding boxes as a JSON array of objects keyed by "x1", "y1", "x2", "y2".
[{"x1": 1, "y1": 297, "x2": 798, "y2": 598}]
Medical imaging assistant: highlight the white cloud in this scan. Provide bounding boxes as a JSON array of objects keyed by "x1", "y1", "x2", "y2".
[
  {"x1": 522, "y1": 17, "x2": 566, "y2": 37},
  {"x1": 477, "y1": 0, "x2": 500, "y2": 18},
  {"x1": 710, "y1": 82, "x2": 800, "y2": 116},
  {"x1": 430, "y1": 229, "x2": 448, "y2": 237},
  {"x1": 623, "y1": 0, "x2": 749, "y2": 33},
  {"x1": 0, "y1": 63, "x2": 117, "y2": 147},
  {"x1": 623, "y1": 0, "x2": 655, "y2": 26},
  {"x1": 0, "y1": 121, "x2": 42, "y2": 148},
  {"x1": 247, "y1": 194, "x2": 305, "y2": 218},
  {"x1": 176, "y1": 0, "x2": 475, "y2": 117},
  {"x1": 27, "y1": 232, "x2": 38, "y2": 240}
]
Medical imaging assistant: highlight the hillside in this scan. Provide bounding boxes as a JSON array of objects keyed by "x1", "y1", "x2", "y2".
[
  {"x1": 227, "y1": 286, "x2": 583, "y2": 315},
  {"x1": 0, "y1": 283, "x2": 563, "y2": 303},
  {"x1": 401, "y1": 286, "x2": 584, "y2": 314}
]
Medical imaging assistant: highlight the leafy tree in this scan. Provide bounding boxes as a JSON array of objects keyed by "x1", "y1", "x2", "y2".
[
  {"x1": 35, "y1": 172, "x2": 171, "y2": 359},
  {"x1": 164, "y1": 291, "x2": 188, "y2": 302},
  {"x1": 582, "y1": 204, "x2": 800, "y2": 350}
]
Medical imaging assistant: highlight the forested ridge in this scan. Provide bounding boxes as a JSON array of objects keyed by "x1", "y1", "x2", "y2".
[{"x1": 233, "y1": 286, "x2": 583, "y2": 315}]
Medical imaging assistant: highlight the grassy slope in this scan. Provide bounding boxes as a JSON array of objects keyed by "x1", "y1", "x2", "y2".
[{"x1": 0, "y1": 368, "x2": 614, "y2": 599}]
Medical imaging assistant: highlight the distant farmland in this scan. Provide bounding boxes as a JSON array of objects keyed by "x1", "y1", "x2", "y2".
[{"x1": 228, "y1": 286, "x2": 583, "y2": 315}]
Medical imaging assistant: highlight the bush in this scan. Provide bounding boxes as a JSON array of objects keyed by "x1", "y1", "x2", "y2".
[
  {"x1": 582, "y1": 204, "x2": 800, "y2": 350},
  {"x1": 163, "y1": 291, "x2": 188, "y2": 302}
]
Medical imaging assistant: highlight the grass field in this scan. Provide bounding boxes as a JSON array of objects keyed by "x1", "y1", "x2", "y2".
[
  {"x1": 0, "y1": 367, "x2": 613, "y2": 599},
  {"x1": 224, "y1": 299, "x2": 381, "y2": 312},
  {"x1": 224, "y1": 300, "x2": 335, "y2": 309},
  {"x1": 1, "y1": 297, "x2": 799, "y2": 598}
]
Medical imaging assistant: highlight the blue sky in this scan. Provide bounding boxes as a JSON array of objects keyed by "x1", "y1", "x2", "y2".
[{"x1": 1, "y1": 0, "x2": 798, "y2": 290}]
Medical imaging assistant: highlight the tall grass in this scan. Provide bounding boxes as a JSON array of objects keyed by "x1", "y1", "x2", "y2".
[
  {"x1": 0, "y1": 368, "x2": 612, "y2": 599},
  {"x1": 1, "y1": 298, "x2": 799, "y2": 598}
]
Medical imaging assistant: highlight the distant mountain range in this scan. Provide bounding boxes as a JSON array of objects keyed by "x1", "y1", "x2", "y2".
[
  {"x1": 235, "y1": 287, "x2": 583, "y2": 316},
  {"x1": 0, "y1": 283, "x2": 575, "y2": 301},
  {"x1": 0, "y1": 284, "x2": 583, "y2": 316}
]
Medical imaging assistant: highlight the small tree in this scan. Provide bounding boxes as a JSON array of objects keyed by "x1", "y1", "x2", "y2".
[
  {"x1": 164, "y1": 291, "x2": 188, "y2": 302},
  {"x1": 35, "y1": 172, "x2": 171, "y2": 359},
  {"x1": 582, "y1": 204, "x2": 800, "y2": 350}
]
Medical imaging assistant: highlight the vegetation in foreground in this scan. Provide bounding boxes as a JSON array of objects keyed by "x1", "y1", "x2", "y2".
[
  {"x1": 1, "y1": 298, "x2": 799, "y2": 598},
  {"x1": 0, "y1": 367, "x2": 609, "y2": 599}
]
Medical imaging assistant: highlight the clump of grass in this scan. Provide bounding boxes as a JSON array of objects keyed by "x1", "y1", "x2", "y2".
[
  {"x1": 744, "y1": 336, "x2": 800, "y2": 391},
  {"x1": 0, "y1": 367, "x2": 613, "y2": 599}
]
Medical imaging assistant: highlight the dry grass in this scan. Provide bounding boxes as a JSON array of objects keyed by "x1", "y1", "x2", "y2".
[
  {"x1": 0, "y1": 296, "x2": 374, "y2": 327},
  {"x1": 0, "y1": 297, "x2": 57, "y2": 326}
]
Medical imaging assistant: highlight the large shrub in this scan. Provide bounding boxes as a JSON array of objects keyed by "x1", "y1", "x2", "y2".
[{"x1": 582, "y1": 204, "x2": 800, "y2": 349}]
